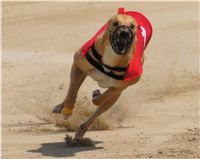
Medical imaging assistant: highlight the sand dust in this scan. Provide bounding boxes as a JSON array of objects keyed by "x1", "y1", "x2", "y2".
[
  {"x1": 54, "y1": 96, "x2": 112, "y2": 131},
  {"x1": 2, "y1": 1, "x2": 200, "y2": 159}
]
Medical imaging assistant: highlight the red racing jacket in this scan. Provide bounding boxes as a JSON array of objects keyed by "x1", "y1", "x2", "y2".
[{"x1": 81, "y1": 8, "x2": 153, "y2": 82}]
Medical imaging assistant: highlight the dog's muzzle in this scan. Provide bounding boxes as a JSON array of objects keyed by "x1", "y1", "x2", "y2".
[{"x1": 109, "y1": 25, "x2": 135, "y2": 55}]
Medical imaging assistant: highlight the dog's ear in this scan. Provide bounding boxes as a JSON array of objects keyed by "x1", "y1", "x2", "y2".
[
  {"x1": 107, "y1": 17, "x2": 116, "y2": 30},
  {"x1": 107, "y1": 17, "x2": 114, "y2": 25}
]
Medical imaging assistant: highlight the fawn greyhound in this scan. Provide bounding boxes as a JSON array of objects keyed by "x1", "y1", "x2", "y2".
[{"x1": 53, "y1": 8, "x2": 152, "y2": 139}]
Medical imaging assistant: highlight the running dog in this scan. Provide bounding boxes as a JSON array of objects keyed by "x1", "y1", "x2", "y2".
[{"x1": 53, "y1": 8, "x2": 152, "y2": 139}]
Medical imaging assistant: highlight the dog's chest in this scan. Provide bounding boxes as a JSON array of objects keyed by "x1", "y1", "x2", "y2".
[
  {"x1": 87, "y1": 69, "x2": 124, "y2": 88},
  {"x1": 101, "y1": 45, "x2": 121, "y2": 67},
  {"x1": 87, "y1": 45, "x2": 126, "y2": 88}
]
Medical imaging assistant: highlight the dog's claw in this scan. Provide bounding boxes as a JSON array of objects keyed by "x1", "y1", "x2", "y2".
[
  {"x1": 92, "y1": 89, "x2": 101, "y2": 100},
  {"x1": 52, "y1": 103, "x2": 64, "y2": 114}
]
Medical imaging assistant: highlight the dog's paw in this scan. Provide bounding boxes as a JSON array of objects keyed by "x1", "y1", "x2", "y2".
[
  {"x1": 52, "y1": 103, "x2": 64, "y2": 114},
  {"x1": 92, "y1": 89, "x2": 101, "y2": 100}
]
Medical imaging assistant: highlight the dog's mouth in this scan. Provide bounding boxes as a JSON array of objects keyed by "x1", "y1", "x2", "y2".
[{"x1": 109, "y1": 25, "x2": 135, "y2": 55}]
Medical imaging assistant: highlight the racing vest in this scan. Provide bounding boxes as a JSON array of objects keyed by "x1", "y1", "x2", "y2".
[{"x1": 81, "y1": 8, "x2": 153, "y2": 82}]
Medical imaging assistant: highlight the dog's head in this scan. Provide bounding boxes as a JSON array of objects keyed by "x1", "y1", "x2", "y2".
[{"x1": 107, "y1": 14, "x2": 138, "y2": 55}]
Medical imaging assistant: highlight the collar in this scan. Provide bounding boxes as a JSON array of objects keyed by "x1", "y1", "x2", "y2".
[{"x1": 85, "y1": 44, "x2": 128, "y2": 80}]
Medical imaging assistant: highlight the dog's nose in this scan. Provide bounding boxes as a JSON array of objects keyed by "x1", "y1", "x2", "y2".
[{"x1": 119, "y1": 30, "x2": 130, "y2": 39}]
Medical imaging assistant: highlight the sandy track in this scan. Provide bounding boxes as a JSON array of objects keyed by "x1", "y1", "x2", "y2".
[{"x1": 2, "y1": 2, "x2": 200, "y2": 159}]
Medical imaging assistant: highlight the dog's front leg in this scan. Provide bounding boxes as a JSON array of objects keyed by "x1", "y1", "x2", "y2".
[
  {"x1": 53, "y1": 62, "x2": 86, "y2": 117},
  {"x1": 74, "y1": 87, "x2": 125, "y2": 139}
]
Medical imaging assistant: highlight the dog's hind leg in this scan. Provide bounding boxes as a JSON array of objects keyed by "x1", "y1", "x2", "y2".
[
  {"x1": 53, "y1": 62, "x2": 86, "y2": 117},
  {"x1": 74, "y1": 87, "x2": 125, "y2": 139}
]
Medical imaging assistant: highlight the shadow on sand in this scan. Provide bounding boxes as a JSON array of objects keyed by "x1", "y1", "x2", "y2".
[{"x1": 28, "y1": 141, "x2": 103, "y2": 158}]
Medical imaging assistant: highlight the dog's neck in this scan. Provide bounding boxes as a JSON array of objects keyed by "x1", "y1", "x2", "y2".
[
  {"x1": 94, "y1": 31, "x2": 135, "y2": 68},
  {"x1": 102, "y1": 44, "x2": 128, "y2": 67}
]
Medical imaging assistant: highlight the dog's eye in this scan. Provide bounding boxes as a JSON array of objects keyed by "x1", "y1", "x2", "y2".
[
  {"x1": 112, "y1": 21, "x2": 119, "y2": 27},
  {"x1": 130, "y1": 24, "x2": 135, "y2": 29}
]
